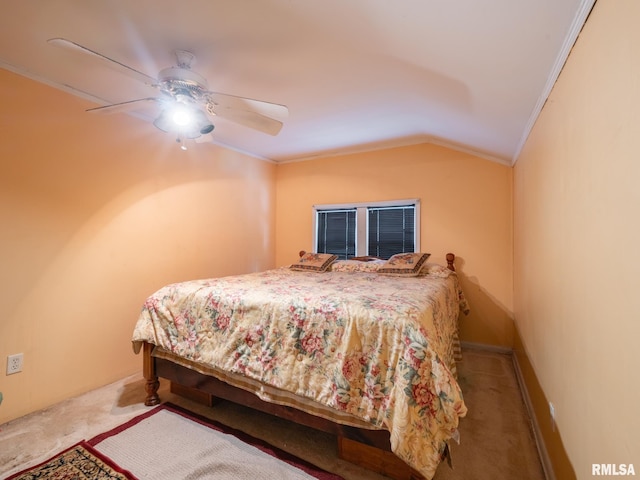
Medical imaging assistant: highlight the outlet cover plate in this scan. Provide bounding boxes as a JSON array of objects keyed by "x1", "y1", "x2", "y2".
[{"x1": 7, "y1": 353, "x2": 23, "y2": 375}]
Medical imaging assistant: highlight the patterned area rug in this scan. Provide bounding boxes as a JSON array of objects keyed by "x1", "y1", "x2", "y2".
[
  {"x1": 6, "y1": 441, "x2": 136, "y2": 480},
  {"x1": 7, "y1": 403, "x2": 342, "y2": 480}
]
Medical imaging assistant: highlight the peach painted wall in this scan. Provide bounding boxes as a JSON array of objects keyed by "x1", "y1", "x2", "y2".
[
  {"x1": 513, "y1": 0, "x2": 640, "y2": 476},
  {"x1": 0, "y1": 69, "x2": 276, "y2": 424},
  {"x1": 275, "y1": 144, "x2": 514, "y2": 348}
]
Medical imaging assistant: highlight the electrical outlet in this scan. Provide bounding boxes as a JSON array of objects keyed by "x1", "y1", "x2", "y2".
[
  {"x1": 549, "y1": 402, "x2": 556, "y2": 432},
  {"x1": 7, "y1": 353, "x2": 23, "y2": 375}
]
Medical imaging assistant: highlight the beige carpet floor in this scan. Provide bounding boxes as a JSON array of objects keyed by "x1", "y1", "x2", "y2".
[{"x1": 0, "y1": 348, "x2": 546, "y2": 480}]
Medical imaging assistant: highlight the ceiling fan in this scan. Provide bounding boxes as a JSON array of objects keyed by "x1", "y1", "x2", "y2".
[{"x1": 47, "y1": 38, "x2": 288, "y2": 143}]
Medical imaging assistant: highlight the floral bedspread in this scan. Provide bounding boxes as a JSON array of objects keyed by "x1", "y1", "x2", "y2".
[{"x1": 132, "y1": 267, "x2": 468, "y2": 479}]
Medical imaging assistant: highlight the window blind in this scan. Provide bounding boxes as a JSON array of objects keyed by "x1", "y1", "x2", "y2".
[
  {"x1": 316, "y1": 209, "x2": 356, "y2": 259},
  {"x1": 368, "y1": 206, "x2": 415, "y2": 259}
]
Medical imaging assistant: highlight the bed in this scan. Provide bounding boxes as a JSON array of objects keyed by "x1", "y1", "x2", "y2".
[{"x1": 132, "y1": 252, "x2": 469, "y2": 480}]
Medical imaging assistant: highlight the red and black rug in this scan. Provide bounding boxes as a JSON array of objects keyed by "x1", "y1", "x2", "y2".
[{"x1": 7, "y1": 403, "x2": 343, "y2": 480}]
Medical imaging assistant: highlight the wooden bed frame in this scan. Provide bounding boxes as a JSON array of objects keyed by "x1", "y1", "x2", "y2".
[{"x1": 140, "y1": 253, "x2": 457, "y2": 480}]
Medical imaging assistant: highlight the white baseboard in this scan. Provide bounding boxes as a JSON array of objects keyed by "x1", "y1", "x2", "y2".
[{"x1": 511, "y1": 353, "x2": 556, "y2": 480}]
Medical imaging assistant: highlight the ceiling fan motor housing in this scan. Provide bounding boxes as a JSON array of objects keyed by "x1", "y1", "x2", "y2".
[{"x1": 158, "y1": 66, "x2": 209, "y2": 99}]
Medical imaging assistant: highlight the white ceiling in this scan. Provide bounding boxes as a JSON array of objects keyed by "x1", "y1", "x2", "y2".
[{"x1": 0, "y1": 0, "x2": 595, "y2": 165}]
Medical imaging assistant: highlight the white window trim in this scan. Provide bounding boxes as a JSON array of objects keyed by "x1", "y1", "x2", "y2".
[{"x1": 312, "y1": 199, "x2": 420, "y2": 256}]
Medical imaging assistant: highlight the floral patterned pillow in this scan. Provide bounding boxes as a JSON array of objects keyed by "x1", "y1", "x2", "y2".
[
  {"x1": 377, "y1": 252, "x2": 431, "y2": 276},
  {"x1": 419, "y1": 262, "x2": 452, "y2": 278},
  {"x1": 290, "y1": 252, "x2": 338, "y2": 272},
  {"x1": 330, "y1": 259, "x2": 386, "y2": 273}
]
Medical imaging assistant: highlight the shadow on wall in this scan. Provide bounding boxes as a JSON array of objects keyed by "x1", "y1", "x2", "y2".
[{"x1": 453, "y1": 256, "x2": 515, "y2": 349}]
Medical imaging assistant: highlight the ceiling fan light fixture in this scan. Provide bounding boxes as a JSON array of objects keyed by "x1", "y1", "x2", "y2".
[
  {"x1": 171, "y1": 107, "x2": 192, "y2": 127},
  {"x1": 153, "y1": 104, "x2": 214, "y2": 139}
]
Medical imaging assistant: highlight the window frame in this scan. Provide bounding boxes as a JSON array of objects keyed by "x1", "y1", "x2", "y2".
[{"x1": 312, "y1": 199, "x2": 420, "y2": 258}]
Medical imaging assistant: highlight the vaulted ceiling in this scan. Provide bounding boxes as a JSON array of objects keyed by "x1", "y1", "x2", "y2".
[{"x1": 0, "y1": 1, "x2": 595, "y2": 164}]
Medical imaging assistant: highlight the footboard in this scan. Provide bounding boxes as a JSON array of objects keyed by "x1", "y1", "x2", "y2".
[{"x1": 141, "y1": 341, "x2": 428, "y2": 480}]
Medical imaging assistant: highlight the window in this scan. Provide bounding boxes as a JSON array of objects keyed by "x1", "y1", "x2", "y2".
[{"x1": 313, "y1": 200, "x2": 419, "y2": 260}]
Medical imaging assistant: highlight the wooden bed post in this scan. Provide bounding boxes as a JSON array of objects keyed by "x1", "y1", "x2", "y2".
[
  {"x1": 143, "y1": 341, "x2": 160, "y2": 406},
  {"x1": 445, "y1": 253, "x2": 456, "y2": 271}
]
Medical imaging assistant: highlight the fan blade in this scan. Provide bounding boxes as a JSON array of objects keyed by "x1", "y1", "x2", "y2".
[
  {"x1": 207, "y1": 92, "x2": 288, "y2": 120},
  {"x1": 214, "y1": 107, "x2": 284, "y2": 136},
  {"x1": 87, "y1": 97, "x2": 158, "y2": 114},
  {"x1": 47, "y1": 38, "x2": 156, "y2": 86}
]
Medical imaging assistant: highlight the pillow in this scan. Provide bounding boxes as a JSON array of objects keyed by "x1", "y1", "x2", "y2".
[
  {"x1": 350, "y1": 256, "x2": 382, "y2": 262},
  {"x1": 290, "y1": 252, "x2": 338, "y2": 272},
  {"x1": 419, "y1": 262, "x2": 452, "y2": 278},
  {"x1": 377, "y1": 252, "x2": 431, "y2": 276},
  {"x1": 330, "y1": 259, "x2": 386, "y2": 273}
]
